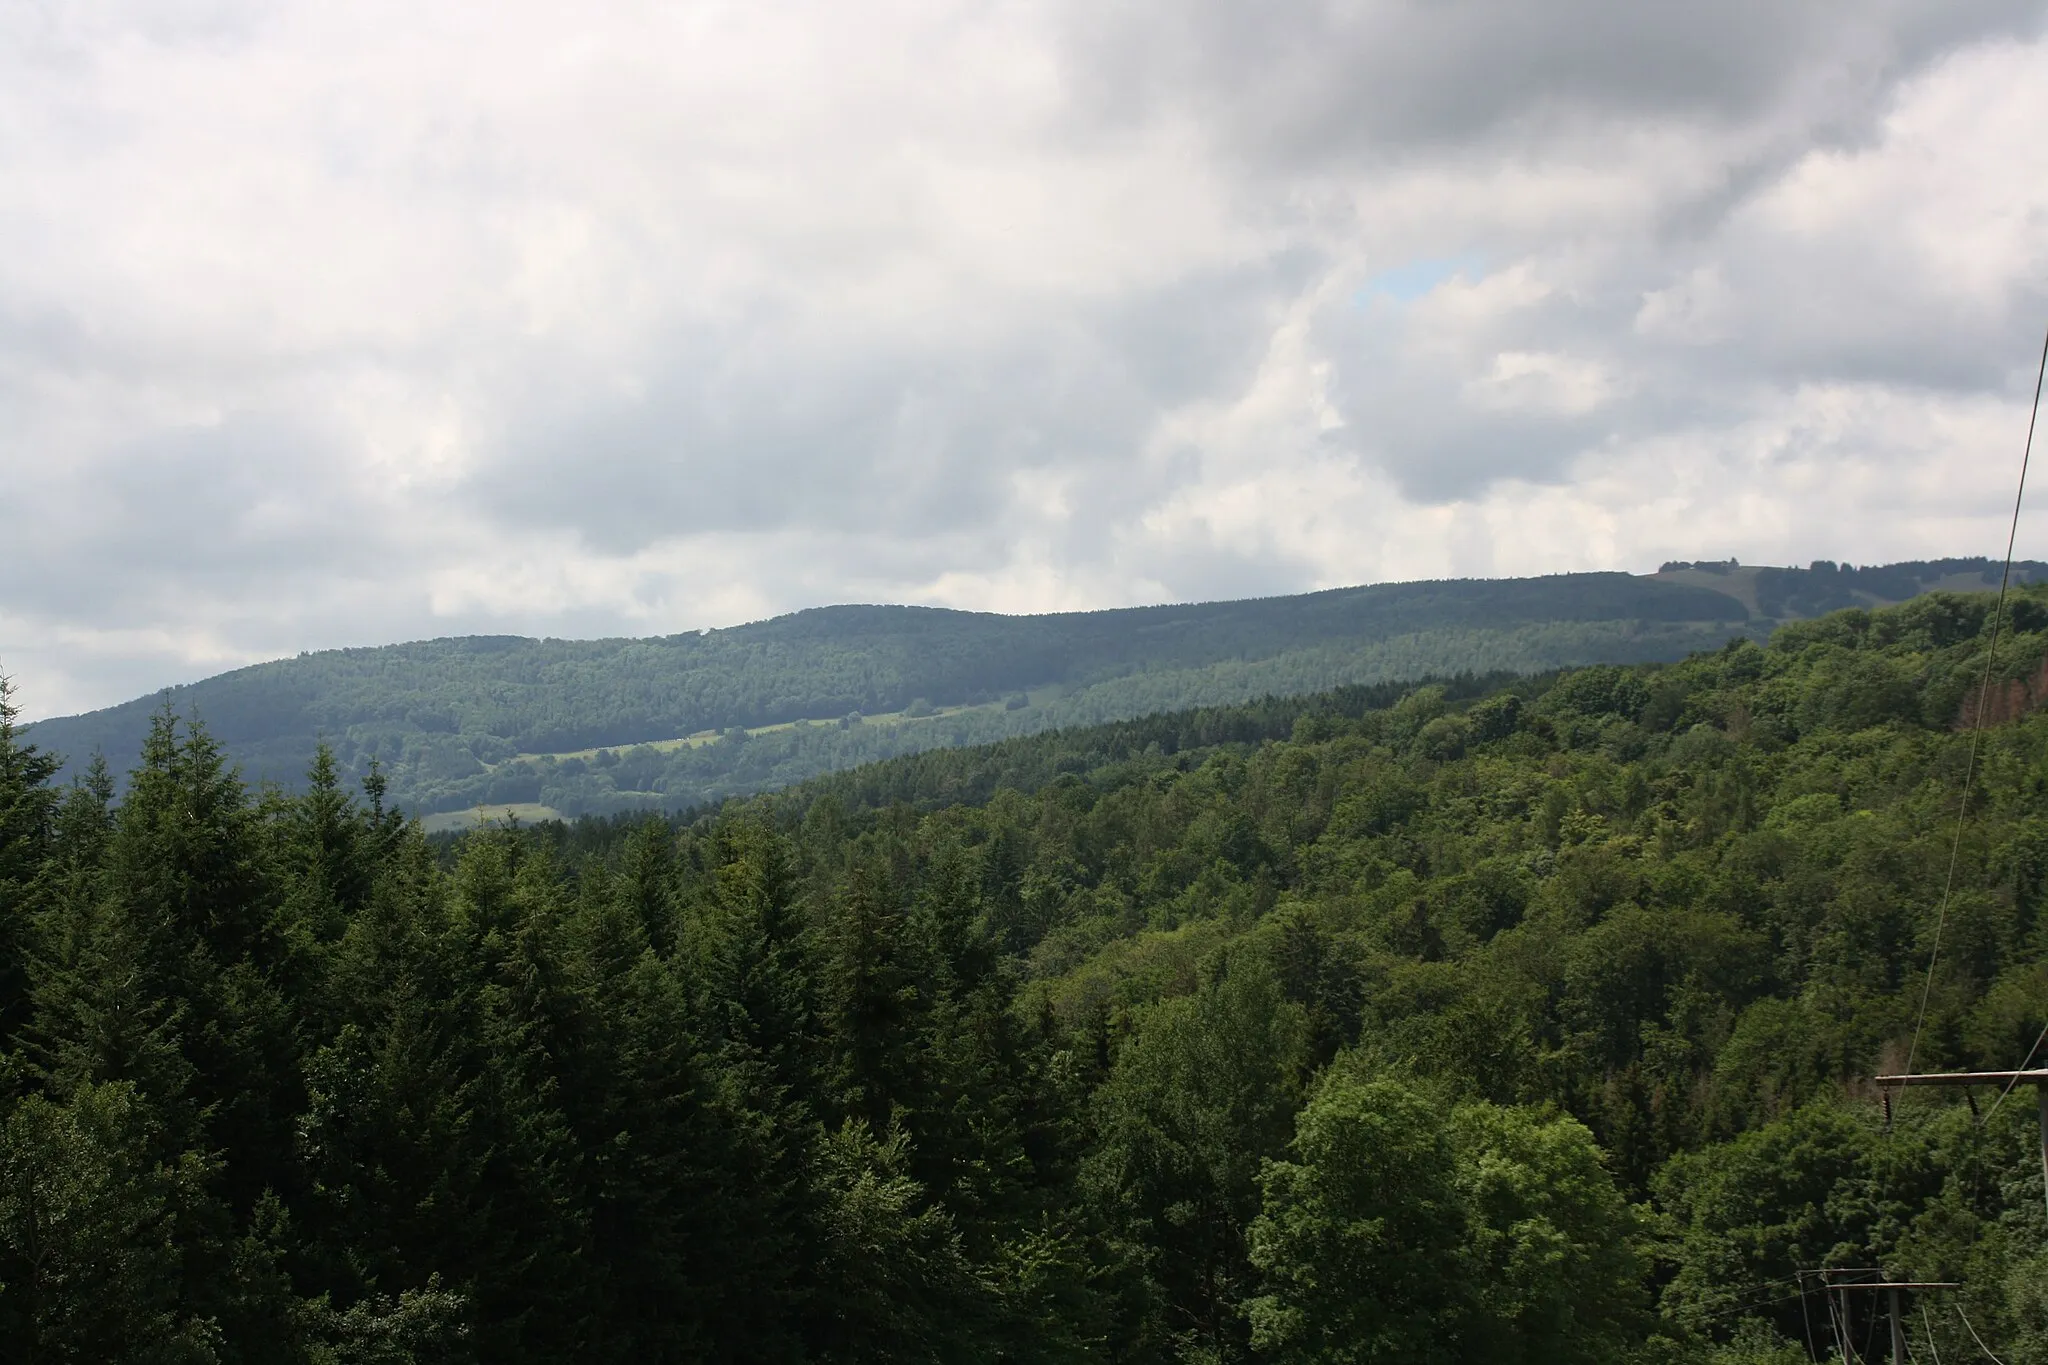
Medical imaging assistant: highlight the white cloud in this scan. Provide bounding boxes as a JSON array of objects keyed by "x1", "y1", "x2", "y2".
[
  {"x1": 1464, "y1": 351, "x2": 1620, "y2": 415},
  {"x1": 1635, "y1": 268, "x2": 1733, "y2": 344}
]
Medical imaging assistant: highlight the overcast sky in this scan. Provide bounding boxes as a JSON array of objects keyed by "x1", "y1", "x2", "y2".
[{"x1": 6, "y1": 1, "x2": 2048, "y2": 720}]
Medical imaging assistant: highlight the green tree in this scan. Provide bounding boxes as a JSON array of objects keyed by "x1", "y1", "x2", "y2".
[
  {"x1": 1447, "y1": 1101, "x2": 1646, "y2": 1363},
  {"x1": 693, "y1": 817, "x2": 820, "y2": 1360},
  {"x1": 0, "y1": 673, "x2": 60, "y2": 1047},
  {"x1": 1085, "y1": 961, "x2": 1306, "y2": 1360},
  {"x1": 808, "y1": 1117, "x2": 984, "y2": 1363},
  {"x1": 0, "y1": 1082, "x2": 218, "y2": 1362},
  {"x1": 1247, "y1": 1075, "x2": 1643, "y2": 1365},
  {"x1": 1245, "y1": 1077, "x2": 1471, "y2": 1364}
]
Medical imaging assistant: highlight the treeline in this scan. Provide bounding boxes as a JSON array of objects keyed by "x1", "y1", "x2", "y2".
[
  {"x1": 7, "y1": 587, "x2": 2048, "y2": 1360},
  {"x1": 1753, "y1": 557, "x2": 2041, "y2": 620}
]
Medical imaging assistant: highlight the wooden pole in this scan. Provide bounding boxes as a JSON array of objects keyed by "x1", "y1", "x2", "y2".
[
  {"x1": 2038, "y1": 1083, "x2": 2048, "y2": 1218},
  {"x1": 1810, "y1": 1269, "x2": 1958, "y2": 1365}
]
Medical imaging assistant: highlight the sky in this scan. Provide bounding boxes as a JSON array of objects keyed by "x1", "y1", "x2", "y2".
[{"x1": 6, "y1": 1, "x2": 2048, "y2": 721}]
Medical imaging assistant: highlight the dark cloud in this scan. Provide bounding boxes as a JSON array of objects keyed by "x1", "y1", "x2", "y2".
[{"x1": 1057, "y1": 0, "x2": 2044, "y2": 161}]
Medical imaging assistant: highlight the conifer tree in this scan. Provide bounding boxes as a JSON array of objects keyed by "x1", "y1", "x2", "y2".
[
  {"x1": 108, "y1": 709, "x2": 300, "y2": 1214},
  {"x1": 824, "y1": 852, "x2": 924, "y2": 1131},
  {"x1": 612, "y1": 817, "x2": 681, "y2": 958},
  {"x1": 542, "y1": 872, "x2": 739, "y2": 1358},
  {"x1": 695, "y1": 815, "x2": 821, "y2": 1359},
  {"x1": 0, "y1": 673, "x2": 59, "y2": 1047},
  {"x1": 280, "y1": 745, "x2": 372, "y2": 948}
]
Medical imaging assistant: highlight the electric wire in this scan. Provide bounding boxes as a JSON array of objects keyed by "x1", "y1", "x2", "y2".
[
  {"x1": 1903, "y1": 318, "x2": 2048, "y2": 1082},
  {"x1": 1923, "y1": 1304, "x2": 1945, "y2": 1365},
  {"x1": 1698, "y1": 1287, "x2": 1817, "y2": 1325},
  {"x1": 1695, "y1": 1276, "x2": 1807, "y2": 1321},
  {"x1": 1955, "y1": 1304, "x2": 2007, "y2": 1365}
]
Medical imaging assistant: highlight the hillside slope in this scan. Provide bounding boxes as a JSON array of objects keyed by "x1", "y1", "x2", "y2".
[{"x1": 20, "y1": 558, "x2": 2037, "y2": 820}]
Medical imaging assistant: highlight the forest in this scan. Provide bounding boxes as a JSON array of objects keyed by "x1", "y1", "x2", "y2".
[{"x1": 6, "y1": 584, "x2": 2048, "y2": 1361}]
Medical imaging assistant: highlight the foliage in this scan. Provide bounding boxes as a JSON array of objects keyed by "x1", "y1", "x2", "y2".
[
  {"x1": 1244, "y1": 1073, "x2": 1643, "y2": 1364},
  {"x1": 6, "y1": 584, "x2": 2048, "y2": 1359}
]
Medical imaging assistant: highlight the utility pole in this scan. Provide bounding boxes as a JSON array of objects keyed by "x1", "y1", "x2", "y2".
[
  {"x1": 1875, "y1": 1067, "x2": 2048, "y2": 1217},
  {"x1": 1805, "y1": 1269, "x2": 1958, "y2": 1365}
]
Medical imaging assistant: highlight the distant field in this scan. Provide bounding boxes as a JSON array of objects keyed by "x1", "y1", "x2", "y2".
[
  {"x1": 503, "y1": 699, "x2": 1006, "y2": 767},
  {"x1": 419, "y1": 803, "x2": 564, "y2": 833}
]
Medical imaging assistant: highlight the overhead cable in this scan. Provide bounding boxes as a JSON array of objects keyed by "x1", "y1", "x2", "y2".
[{"x1": 1904, "y1": 319, "x2": 2048, "y2": 1082}]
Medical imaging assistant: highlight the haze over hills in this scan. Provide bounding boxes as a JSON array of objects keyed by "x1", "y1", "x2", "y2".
[{"x1": 19, "y1": 558, "x2": 2039, "y2": 824}]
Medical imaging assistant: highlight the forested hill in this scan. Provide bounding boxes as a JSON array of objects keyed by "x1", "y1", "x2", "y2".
[
  {"x1": 7, "y1": 587, "x2": 2048, "y2": 1359},
  {"x1": 21, "y1": 557, "x2": 2038, "y2": 823}
]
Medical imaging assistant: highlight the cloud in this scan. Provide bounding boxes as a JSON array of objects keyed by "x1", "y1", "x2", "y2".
[
  {"x1": 1055, "y1": 0, "x2": 2042, "y2": 159},
  {"x1": 3, "y1": 0, "x2": 2048, "y2": 721}
]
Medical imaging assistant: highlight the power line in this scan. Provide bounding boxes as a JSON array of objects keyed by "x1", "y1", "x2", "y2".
[
  {"x1": 1922, "y1": 1304, "x2": 1944, "y2": 1365},
  {"x1": 1903, "y1": 317, "x2": 2048, "y2": 1083},
  {"x1": 1955, "y1": 1305, "x2": 2007, "y2": 1365},
  {"x1": 1697, "y1": 1276, "x2": 1808, "y2": 1321}
]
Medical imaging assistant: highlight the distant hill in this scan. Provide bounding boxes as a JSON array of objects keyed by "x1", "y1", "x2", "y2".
[{"x1": 21, "y1": 558, "x2": 2041, "y2": 822}]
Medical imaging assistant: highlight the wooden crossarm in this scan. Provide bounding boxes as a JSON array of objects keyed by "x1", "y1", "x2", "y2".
[{"x1": 1875, "y1": 1069, "x2": 2048, "y2": 1086}]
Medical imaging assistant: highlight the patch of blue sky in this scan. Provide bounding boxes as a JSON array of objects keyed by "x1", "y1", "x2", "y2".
[{"x1": 1358, "y1": 255, "x2": 1485, "y2": 306}]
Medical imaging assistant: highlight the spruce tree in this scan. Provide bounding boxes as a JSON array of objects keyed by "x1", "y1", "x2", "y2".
[
  {"x1": 0, "y1": 673, "x2": 59, "y2": 1047},
  {"x1": 693, "y1": 815, "x2": 819, "y2": 1360},
  {"x1": 612, "y1": 817, "x2": 681, "y2": 958}
]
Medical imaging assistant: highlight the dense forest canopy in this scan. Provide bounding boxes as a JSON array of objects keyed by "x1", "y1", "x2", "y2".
[
  {"x1": 21, "y1": 559, "x2": 2038, "y2": 825},
  {"x1": 6, "y1": 585, "x2": 2048, "y2": 1360}
]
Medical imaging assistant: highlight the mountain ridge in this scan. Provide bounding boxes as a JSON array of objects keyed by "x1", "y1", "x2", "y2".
[{"x1": 20, "y1": 559, "x2": 2040, "y2": 822}]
